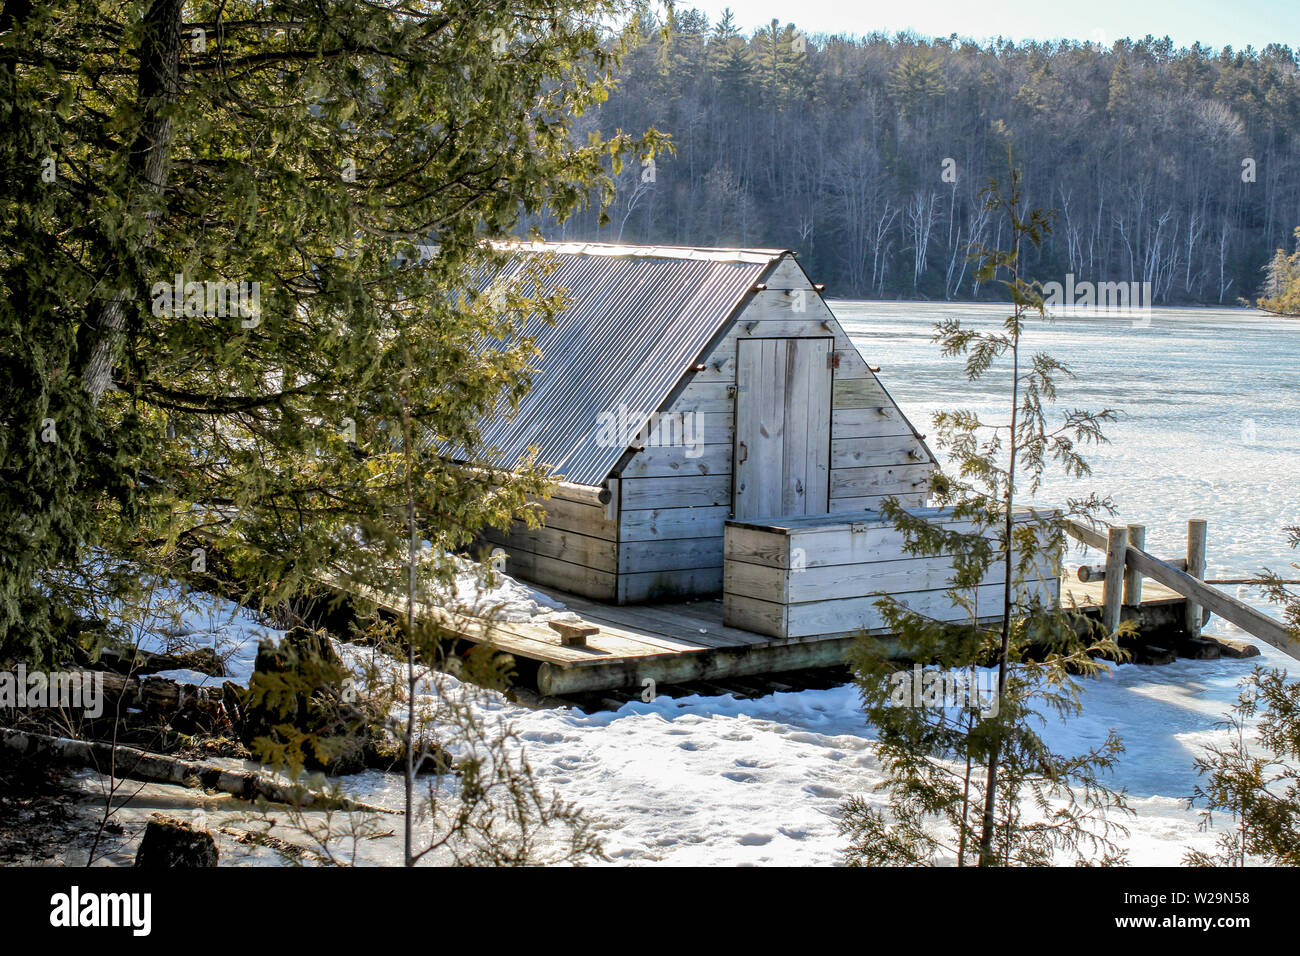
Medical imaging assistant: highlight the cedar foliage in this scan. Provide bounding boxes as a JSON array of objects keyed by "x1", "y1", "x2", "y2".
[
  {"x1": 1187, "y1": 666, "x2": 1300, "y2": 866},
  {"x1": 0, "y1": 0, "x2": 663, "y2": 662},
  {"x1": 841, "y1": 164, "x2": 1133, "y2": 866},
  {"x1": 1187, "y1": 529, "x2": 1300, "y2": 866},
  {"x1": 2, "y1": 0, "x2": 660, "y2": 866}
]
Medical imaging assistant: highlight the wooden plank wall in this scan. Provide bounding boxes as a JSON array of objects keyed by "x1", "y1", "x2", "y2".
[
  {"x1": 723, "y1": 509, "x2": 1061, "y2": 639},
  {"x1": 480, "y1": 487, "x2": 620, "y2": 602},
  {"x1": 607, "y1": 254, "x2": 937, "y2": 603}
]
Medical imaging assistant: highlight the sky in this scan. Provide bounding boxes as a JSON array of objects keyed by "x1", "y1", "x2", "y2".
[{"x1": 676, "y1": 0, "x2": 1300, "y2": 51}]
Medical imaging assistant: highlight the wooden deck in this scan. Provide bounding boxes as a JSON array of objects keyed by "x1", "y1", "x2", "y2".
[
  {"x1": 1063, "y1": 577, "x2": 1186, "y2": 608},
  {"x1": 521, "y1": 586, "x2": 871, "y2": 696},
  {"x1": 317, "y1": 518, "x2": 1283, "y2": 698},
  {"x1": 390, "y1": 576, "x2": 1200, "y2": 697}
]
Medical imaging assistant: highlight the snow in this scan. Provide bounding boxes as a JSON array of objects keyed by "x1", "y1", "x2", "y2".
[
  {"x1": 120, "y1": 575, "x2": 1284, "y2": 867},
  {"x1": 423, "y1": 551, "x2": 581, "y2": 625},
  {"x1": 134, "y1": 553, "x2": 582, "y2": 689},
  {"x1": 134, "y1": 598, "x2": 275, "y2": 688}
]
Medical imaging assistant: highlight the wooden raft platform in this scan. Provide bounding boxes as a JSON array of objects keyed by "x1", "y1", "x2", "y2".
[{"x1": 419, "y1": 577, "x2": 1201, "y2": 697}]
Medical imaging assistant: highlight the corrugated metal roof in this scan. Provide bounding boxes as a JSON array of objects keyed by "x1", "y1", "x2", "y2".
[{"x1": 445, "y1": 242, "x2": 783, "y2": 487}]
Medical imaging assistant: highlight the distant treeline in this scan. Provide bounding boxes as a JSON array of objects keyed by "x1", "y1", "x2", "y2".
[{"x1": 529, "y1": 9, "x2": 1300, "y2": 304}]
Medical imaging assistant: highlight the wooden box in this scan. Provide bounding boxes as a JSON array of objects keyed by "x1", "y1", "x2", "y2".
[{"x1": 723, "y1": 507, "x2": 1060, "y2": 639}]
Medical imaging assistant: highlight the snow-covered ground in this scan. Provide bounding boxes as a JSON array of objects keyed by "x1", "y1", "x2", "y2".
[
  {"x1": 139, "y1": 552, "x2": 581, "y2": 686},
  {"x1": 115, "y1": 565, "x2": 1282, "y2": 867}
]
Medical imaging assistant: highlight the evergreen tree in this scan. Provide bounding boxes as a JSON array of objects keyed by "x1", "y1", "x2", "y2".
[
  {"x1": 841, "y1": 164, "x2": 1132, "y2": 866},
  {"x1": 0, "y1": 0, "x2": 662, "y2": 662},
  {"x1": 707, "y1": 10, "x2": 754, "y2": 102},
  {"x1": 1186, "y1": 526, "x2": 1300, "y2": 866},
  {"x1": 1258, "y1": 227, "x2": 1300, "y2": 315},
  {"x1": 887, "y1": 48, "x2": 947, "y2": 121},
  {"x1": 1187, "y1": 667, "x2": 1300, "y2": 866},
  {"x1": 1106, "y1": 57, "x2": 1136, "y2": 116}
]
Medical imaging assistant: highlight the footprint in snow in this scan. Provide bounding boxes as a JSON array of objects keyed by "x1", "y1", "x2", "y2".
[
  {"x1": 607, "y1": 846, "x2": 653, "y2": 860},
  {"x1": 803, "y1": 783, "x2": 842, "y2": 799},
  {"x1": 722, "y1": 770, "x2": 758, "y2": 783},
  {"x1": 738, "y1": 833, "x2": 773, "y2": 846},
  {"x1": 519, "y1": 731, "x2": 571, "y2": 744}
]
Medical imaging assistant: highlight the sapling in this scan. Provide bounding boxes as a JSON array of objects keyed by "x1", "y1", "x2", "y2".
[{"x1": 842, "y1": 161, "x2": 1133, "y2": 866}]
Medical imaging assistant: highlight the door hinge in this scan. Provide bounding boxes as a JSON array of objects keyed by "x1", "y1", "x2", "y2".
[
  {"x1": 727, "y1": 385, "x2": 748, "y2": 398},
  {"x1": 827, "y1": 352, "x2": 841, "y2": 369}
]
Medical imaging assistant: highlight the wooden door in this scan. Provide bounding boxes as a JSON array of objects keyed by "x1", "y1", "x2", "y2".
[{"x1": 733, "y1": 337, "x2": 833, "y2": 520}]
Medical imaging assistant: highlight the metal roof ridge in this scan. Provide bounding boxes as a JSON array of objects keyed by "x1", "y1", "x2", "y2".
[{"x1": 486, "y1": 239, "x2": 788, "y2": 265}]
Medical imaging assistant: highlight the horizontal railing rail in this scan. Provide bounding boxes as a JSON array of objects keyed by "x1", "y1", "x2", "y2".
[{"x1": 1064, "y1": 518, "x2": 1298, "y2": 660}]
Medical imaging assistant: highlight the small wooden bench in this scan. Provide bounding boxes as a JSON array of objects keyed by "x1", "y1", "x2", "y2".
[{"x1": 548, "y1": 620, "x2": 600, "y2": 648}]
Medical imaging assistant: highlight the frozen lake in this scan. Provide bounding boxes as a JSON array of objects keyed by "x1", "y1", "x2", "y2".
[{"x1": 835, "y1": 301, "x2": 1300, "y2": 587}]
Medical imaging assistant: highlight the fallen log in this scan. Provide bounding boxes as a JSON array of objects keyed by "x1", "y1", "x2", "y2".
[
  {"x1": 0, "y1": 727, "x2": 397, "y2": 815},
  {"x1": 92, "y1": 643, "x2": 225, "y2": 678},
  {"x1": 214, "y1": 825, "x2": 340, "y2": 866},
  {"x1": 91, "y1": 668, "x2": 219, "y2": 712}
]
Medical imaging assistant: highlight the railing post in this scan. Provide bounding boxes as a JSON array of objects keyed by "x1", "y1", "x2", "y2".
[
  {"x1": 1186, "y1": 519, "x2": 1208, "y2": 637},
  {"x1": 1123, "y1": 522, "x2": 1144, "y2": 606},
  {"x1": 1124, "y1": 524, "x2": 1145, "y2": 606},
  {"x1": 1102, "y1": 525, "x2": 1128, "y2": 635}
]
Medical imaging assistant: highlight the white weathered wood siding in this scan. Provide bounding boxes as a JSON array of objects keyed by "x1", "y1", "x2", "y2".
[
  {"x1": 606, "y1": 254, "x2": 937, "y2": 603},
  {"x1": 480, "y1": 486, "x2": 620, "y2": 602},
  {"x1": 722, "y1": 508, "x2": 1062, "y2": 639}
]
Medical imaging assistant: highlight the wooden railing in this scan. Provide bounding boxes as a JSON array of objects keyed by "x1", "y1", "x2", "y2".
[{"x1": 1064, "y1": 518, "x2": 1300, "y2": 660}]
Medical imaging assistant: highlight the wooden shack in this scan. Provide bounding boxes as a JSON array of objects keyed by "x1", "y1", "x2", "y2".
[
  {"x1": 472, "y1": 241, "x2": 940, "y2": 606},
  {"x1": 344, "y1": 239, "x2": 1250, "y2": 697}
]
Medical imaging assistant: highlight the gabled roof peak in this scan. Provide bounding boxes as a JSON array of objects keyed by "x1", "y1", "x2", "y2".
[{"x1": 489, "y1": 239, "x2": 789, "y2": 266}]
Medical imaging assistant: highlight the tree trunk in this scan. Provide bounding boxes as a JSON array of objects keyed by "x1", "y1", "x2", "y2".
[{"x1": 77, "y1": 0, "x2": 183, "y2": 403}]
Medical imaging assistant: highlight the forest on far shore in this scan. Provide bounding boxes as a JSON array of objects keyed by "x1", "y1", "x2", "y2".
[{"x1": 532, "y1": 8, "x2": 1300, "y2": 305}]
